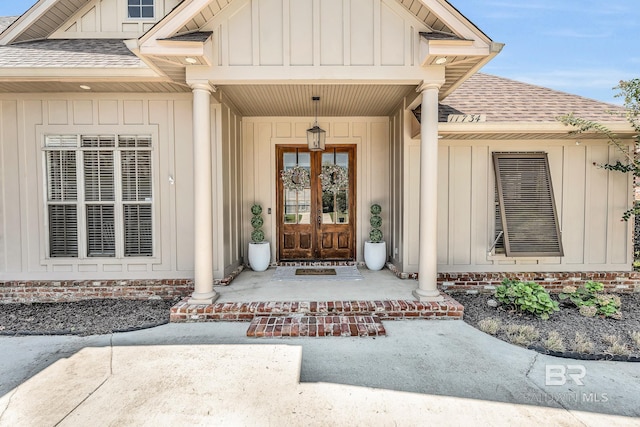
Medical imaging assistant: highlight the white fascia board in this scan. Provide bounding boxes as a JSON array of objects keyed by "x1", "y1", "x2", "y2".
[
  {"x1": 423, "y1": 0, "x2": 493, "y2": 44},
  {"x1": 438, "y1": 121, "x2": 636, "y2": 136},
  {"x1": 0, "y1": 67, "x2": 161, "y2": 79},
  {"x1": 422, "y1": 43, "x2": 490, "y2": 58},
  {"x1": 187, "y1": 64, "x2": 445, "y2": 85},
  {"x1": 141, "y1": 41, "x2": 206, "y2": 57},
  {"x1": 139, "y1": 0, "x2": 213, "y2": 44}
]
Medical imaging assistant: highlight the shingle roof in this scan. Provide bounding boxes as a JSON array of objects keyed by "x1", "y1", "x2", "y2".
[
  {"x1": 0, "y1": 39, "x2": 144, "y2": 68},
  {"x1": 161, "y1": 32, "x2": 213, "y2": 42},
  {"x1": 438, "y1": 73, "x2": 626, "y2": 123},
  {"x1": 420, "y1": 31, "x2": 468, "y2": 41},
  {"x1": 0, "y1": 16, "x2": 18, "y2": 33}
]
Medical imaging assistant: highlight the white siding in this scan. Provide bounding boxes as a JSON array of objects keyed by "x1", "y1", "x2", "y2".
[
  {"x1": 395, "y1": 136, "x2": 634, "y2": 273},
  {"x1": 50, "y1": 0, "x2": 182, "y2": 38},
  {"x1": 0, "y1": 93, "x2": 242, "y2": 281},
  {"x1": 204, "y1": 0, "x2": 428, "y2": 68}
]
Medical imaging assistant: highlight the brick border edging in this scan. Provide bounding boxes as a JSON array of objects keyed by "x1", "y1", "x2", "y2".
[
  {"x1": 0, "y1": 265, "x2": 245, "y2": 304},
  {"x1": 386, "y1": 264, "x2": 640, "y2": 294},
  {"x1": 169, "y1": 294, "x2": 464, "y2": 322}
]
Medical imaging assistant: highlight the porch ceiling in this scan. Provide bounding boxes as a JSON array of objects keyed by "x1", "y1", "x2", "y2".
[{"x1": 217, "y1": 84, "x2": 416, "y2": 117}]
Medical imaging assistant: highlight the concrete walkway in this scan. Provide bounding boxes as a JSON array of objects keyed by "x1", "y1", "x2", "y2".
[{"x1": 1, "y1": 321, "x2": 639, "y2": 426}]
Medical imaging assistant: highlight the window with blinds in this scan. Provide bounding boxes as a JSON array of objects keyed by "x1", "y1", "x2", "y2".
[
  {"x1": 44, "y1": 134, "x2": 153, "y2": 258},
  {"x1": 493, "y1": 152, "x2": 563, "y2": 257},
  {"x1": 127, "y1": 0, "x2": 154, "y2": 19}
]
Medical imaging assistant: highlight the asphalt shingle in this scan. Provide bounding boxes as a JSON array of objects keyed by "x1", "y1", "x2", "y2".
[
  {"x1": 0, "y1": 39, "x2": 143, "y2": 68},
  {"x1": 0, "y1": 16, "x2": 18, "y2": 33},
  {"x1": 438, "y1": 73, "x2": 626, "y2": 123}
]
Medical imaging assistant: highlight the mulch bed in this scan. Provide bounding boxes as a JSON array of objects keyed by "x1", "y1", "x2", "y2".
[
  {"x1": 0, "y1": 299, "x2": 176, "y2": 336},
  {"x1": 454, "y1": 293, "x2": 640, "y2": 361}
]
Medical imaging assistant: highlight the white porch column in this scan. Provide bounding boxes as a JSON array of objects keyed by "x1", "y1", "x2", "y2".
[
  {"x1": 413, "y1": 83, "x2": 444, "y2": 302},
  {"x1": 188, "y1": 82, "x2": 219, "y2": 304}
]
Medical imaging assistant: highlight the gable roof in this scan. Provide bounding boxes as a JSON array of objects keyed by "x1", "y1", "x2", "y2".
[{"x1": 437, "y1": 73, "x2": 627, "y2": 123}]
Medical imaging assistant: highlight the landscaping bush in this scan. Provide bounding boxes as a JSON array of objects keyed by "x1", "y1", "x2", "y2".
[
  {"x1": 559, "y1": 281, "x2": 622, "y2": 319},
  {"x1": 495, "y1": 279, "x2": 559, "y2": 320}
]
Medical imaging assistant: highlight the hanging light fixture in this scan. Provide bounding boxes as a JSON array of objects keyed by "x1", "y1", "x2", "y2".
[{"x1": 306, "y1": 96, "x2": 326, "y2": 151}]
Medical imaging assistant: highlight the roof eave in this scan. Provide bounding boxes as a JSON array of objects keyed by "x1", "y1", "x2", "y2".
[
  {"x1": 438, "y1": 121, "x2": 636, "y2": 136},
  {"x1": 0, "y1": 67, "x2": 161, "y2": 79}
]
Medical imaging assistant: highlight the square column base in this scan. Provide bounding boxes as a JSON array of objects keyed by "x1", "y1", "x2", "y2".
[
  {"x1": 188, "y1": 291, "x2": 219, "y2": 305},
  {"x1": 413, "y1": 289, "x2": 445, "y2": 302}
]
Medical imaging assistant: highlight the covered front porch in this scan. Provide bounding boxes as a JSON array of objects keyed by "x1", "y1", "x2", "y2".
[
  {"x1": 128, "y1": 0, "x2": 502, "y2": 306},
  {"x1": 171, "y1": 266, "x2": 464, "y2": 336}
]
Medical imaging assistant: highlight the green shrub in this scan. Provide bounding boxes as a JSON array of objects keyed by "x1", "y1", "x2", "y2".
[
  {"x1": 559, "y1": 281, "x2": 621, "y2": 319},
  {"x1": 495, "y1": 279, "x2": 559, "y2": 320}
]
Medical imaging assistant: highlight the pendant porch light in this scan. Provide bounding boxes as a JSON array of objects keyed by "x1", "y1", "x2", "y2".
[{"x1": 306, "y1": 96, "x2": 326, "y2": 151}]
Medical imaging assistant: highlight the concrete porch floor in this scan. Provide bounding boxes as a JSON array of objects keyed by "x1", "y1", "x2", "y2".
[
  {"x1": 214, "y1": 266, "x2": 416, "y2": 302},
  {"x1": 170, "y1": 266, "x2": 464, "y2": 327}
]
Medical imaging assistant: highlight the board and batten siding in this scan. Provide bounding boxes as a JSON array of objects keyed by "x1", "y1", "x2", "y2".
[
  {"x1": 202, "y1": 0, "x2": 427, "y2": 70},
  {"x1": 395, "y1": 135, "x2": 633, "y2": 273},
  {"x1": 241, "y1": 117, "x2": 390, "y2": 263},
  {"x1": 50, "y1": 0, "x2": 182, "y2": 38},
  {"x1": 0, "y1": 94, "x2": 243, "y2": 281}
]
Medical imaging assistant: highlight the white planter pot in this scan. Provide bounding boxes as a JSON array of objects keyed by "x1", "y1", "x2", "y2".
[
  {"x1": 364, "y1": 240, "x2": 386, "y2": 271},
  {"x1": 248, "y1": 242, "x2": 271, "y2": 272}
]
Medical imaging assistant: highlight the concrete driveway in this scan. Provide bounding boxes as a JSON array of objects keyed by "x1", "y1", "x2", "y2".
[{"x1": 1, "y1": 320, "x2": 639, "y2": 426}]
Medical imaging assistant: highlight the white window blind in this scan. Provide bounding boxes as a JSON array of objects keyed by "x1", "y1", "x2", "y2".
[
  {"x1": 493, "y1": 152, "x2": 563, "y2": 257},
  {"x1": 119, "y1": 136, "x2": 153, "y2": 257},
  {"x1": 127, "y1": 0, "x2": 154, "y2": 18},
  {"x1": 44, "y1": 133, "x2": 153, "y2": 258}
]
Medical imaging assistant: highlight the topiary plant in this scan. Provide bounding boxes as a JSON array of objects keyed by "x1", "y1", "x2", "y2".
[
  {"x1": 250, "y1": 204, "x2": 265, "y2": 242},
  {"x1": 369, "y1": 204, "x2": 383, "y2": 243}
]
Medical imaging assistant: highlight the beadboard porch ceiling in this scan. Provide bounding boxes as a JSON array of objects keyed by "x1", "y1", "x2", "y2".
[{"x1": 217, "y1": 83, "x2": 417, "y2": 117}]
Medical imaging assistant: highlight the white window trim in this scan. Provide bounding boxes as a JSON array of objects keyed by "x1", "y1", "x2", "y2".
[
  {"x1": 38, "y1": 125, "x2": 161, "y2": 265},
  {"x1": 125, "y1": 0, "x2": 156, "y2": 20}
]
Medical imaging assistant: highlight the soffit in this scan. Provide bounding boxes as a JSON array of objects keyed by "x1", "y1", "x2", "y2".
[
  {"x1": 218, "y1": 84, "x2": 416, "y2": 116},
  {"x1": 0, "y1": 81, "x2": 189, "y2": 93},
  {"x1": 2, "y1": 0, "x2": 93, "y2": 43}
]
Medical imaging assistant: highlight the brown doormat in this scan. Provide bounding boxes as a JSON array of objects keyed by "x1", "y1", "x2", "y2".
[{"x1": 295, "y1": 268, "x2": 337, "y2": 276}]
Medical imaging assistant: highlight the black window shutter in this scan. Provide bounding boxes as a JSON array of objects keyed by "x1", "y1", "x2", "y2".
[{"x1": 493, "y1": 152, "x2": 563, "y2": 257}]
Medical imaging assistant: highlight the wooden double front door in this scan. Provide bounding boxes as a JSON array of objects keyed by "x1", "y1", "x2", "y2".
[{"x1": 277, "y1": 145, "x2": 356, "y2": 261}]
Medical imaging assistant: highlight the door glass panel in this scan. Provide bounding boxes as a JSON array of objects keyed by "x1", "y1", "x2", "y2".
[
  {"x1": 321, "y1": 151, "x2": 349, "y2": 224},
  {"x1": 283, "y1": 151, "x2": 311, "y2": 224}
]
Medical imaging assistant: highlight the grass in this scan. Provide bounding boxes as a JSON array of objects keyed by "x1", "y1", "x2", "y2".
[
  {"x1": 571, "y1": 332, "x2": 595, "y2": 354},
  {"x1": 631, "y1": 331, "x2": 640, "y2": 350},
  {"x1": 504, "y1": 324, "x2": 540, "y2": 346},
  {"x1": 544, "y1": 331, "x2": 566, "y2": 353},
  {"x1": 478, "y1": 318, "x2": 501, "y2": 335},
  {"x1": 603, "y1": 335, "x2": 631, "y2": 356}
]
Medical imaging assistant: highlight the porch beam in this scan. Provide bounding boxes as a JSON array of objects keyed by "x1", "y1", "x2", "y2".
[
  {"x1": 188, "y1": 81, "x2": 219, "y2": 304},
  {"x1": 413, "y1": 82, "x2": 444, "y2": 302}
]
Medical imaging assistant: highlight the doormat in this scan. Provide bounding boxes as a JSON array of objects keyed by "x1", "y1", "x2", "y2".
[
  {"x1": 295, "y1": 268, "x2": 337, "y2": 276},
  {"x1": 271, "y1": 265, "x2": 363, "y2": 281}
]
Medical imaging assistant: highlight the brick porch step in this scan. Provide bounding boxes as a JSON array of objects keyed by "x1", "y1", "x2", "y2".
[
  {"x1": 170, "y1": 295, "x2": 463, "y2": 323},
  {"x1": 246, "y1": 314, "x2": 386, "y2": 338}
]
